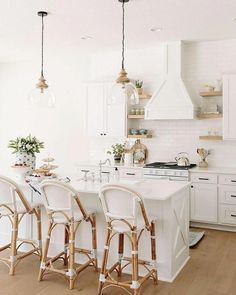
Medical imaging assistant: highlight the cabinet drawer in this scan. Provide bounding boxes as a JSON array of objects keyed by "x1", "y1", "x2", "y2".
[
  {"x1": 119, "y1": 168, "x2": 143, "y2": 179},
  {"x1": 191, "y1": 173, "x2": 217, "y2": 184},
  {"x1": 219, "y1": 204, "x2": 236, "y2": 226},
  {"x1": 219, "y1": 186, "x2": 236, "y2": 205},
  {"x1": 219, "y1": 174, "x2": 236, "y2": 186}
]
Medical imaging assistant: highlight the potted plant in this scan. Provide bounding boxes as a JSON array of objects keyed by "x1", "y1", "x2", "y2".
[
  {"x1": 8, "y1": 134, "x2": 44, "y2": 169},
  {"x1": 135, "y1": 80, "x2": 143, "y2": 95},
  {"x1": 107, "y1": 143, "x2": 126, "y2": 163}
]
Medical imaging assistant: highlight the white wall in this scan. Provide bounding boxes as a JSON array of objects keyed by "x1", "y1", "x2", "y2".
[
  {"x1": 1, "y1": 40, "x2": 236, "y2": 172},
  {"x1": 88, "y1": 40, "x2": 236, "y2": 168},
  {"x1": 0, "y1": 55, "x2": 91, "y2": 174}
]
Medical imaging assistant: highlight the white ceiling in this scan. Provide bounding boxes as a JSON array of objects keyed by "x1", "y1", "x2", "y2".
[{"x1": 1, "y1": 0, "x2": 236, "y2": 61}]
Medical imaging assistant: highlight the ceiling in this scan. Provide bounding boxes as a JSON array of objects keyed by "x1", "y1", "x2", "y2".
[{"x1": 1, "y1": 0, "x2": 236, "y2": 61}]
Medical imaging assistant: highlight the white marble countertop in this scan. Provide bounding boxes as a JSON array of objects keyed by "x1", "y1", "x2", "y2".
[
  {"x1": 69, "y1": 178, "x2": 190, "y2": 201},
  {"x1": 77, "y1": 162, "x2": 236, "y2": 175},
  {"x1": 190, "y1": 166, "x2": 236, "y2": 175},
  {"x1": 76, "y1": 163, "x2": 144, "y2": 170}
]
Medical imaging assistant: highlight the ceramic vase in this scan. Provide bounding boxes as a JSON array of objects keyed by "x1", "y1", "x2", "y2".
[
  {"x1": 15, "y1": 152, "x2": 36, "y2": 170},
  {"x1": 199, "y1": 159, "x2": 208, "y2": 168},
  {"x1": 137, "y1": 88, "x2": 143, "y2": 95},
  {"x1": 114, "y1": 155, "x2": 121, "y2": 164}
]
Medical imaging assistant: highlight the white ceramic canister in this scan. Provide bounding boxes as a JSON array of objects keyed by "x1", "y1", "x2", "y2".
[{"x1": 124, "y1": 152, "x2": 133, "y2": 165}]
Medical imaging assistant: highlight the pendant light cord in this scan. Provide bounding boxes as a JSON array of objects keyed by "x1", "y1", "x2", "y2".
[
  {"x1": 122, "y1": 1, "x2": 125, "y2": 70},
  {"x1": 41, "y1": 14, "x2": 44, "y2": 77}
]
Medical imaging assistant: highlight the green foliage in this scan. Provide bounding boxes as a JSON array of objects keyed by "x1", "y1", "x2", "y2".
[
  {"x1": 135, "y1": 80, "x2": 143, "y2": 88},
  {"x1": 107, "y1": 143, "x2": 126, "y2": 157},
  {"x1": 8, "y1": 134, "x2": 44, "y2": 156}
]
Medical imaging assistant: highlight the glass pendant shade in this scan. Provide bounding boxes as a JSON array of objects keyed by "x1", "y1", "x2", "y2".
[
  {"x1": 29, "y1": 86, "x2": 55, "y2": 108},
  {"x1": 110, "y1": 81, "x2": 139, "y2": 106},
  {"x1": 111, "y1": 1, "x2": 139, "y2": 106},
  {"x1": 29, "y1": 75, "x2": 55, "y2": 108},
  {"x1": 30, "y1": 11, "x2": 55, "y2": 108}
]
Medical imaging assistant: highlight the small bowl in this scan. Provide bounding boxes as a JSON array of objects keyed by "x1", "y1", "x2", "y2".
[
  {"x1": 130, "y1": 128, "x2": 139, "y2": 135},
  {"x1": 139, "y1": 129, "x2": 148, "y2": 135}
]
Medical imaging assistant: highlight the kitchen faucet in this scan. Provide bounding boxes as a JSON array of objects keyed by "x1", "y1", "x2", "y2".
[{"x1": 99, "y1": 158, "x2": 111, "y2": 182}]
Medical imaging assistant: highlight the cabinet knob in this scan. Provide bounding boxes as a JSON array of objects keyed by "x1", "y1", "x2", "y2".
[
  {"x1": 104, "y1": 133, "x2": 107, "y2": 136},
  {"x1": 100, "y1": 133, "x2": 103, "y2": 136},
  {"x1": 191, "y1": 185, "x2": 194, "y2": 188}
]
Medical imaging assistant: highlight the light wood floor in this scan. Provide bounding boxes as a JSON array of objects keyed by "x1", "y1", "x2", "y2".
[{"x1": 0, "y1": 228, "x2": 235, "y2": 295}]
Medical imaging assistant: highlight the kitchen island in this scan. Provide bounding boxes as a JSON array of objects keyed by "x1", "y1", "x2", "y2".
[{"x1": 0, "y1": 177, "x2": 190, "y2": 282}]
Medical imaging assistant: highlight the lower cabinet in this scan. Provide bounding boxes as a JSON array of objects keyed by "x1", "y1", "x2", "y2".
[
  {"x1": 190, "y1": 183, "x2": 218, "y2": 223},
  {"x1": 219, "y1": 184, "x2": 236, "y2": 226},
  {"x1": 219, "y1": 204, "x2": 236, "y2": 226}
]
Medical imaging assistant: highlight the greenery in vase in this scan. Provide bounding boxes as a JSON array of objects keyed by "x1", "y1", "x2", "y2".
[
  {"x1": 107, "y1": 143, "x2": 126, "y2": 157},
  {"x1": 135, "y1": 80, "x2": 143, "y2": 89},
  {"x1": 8, "y1": 135, "x2": 44, "y2": 157}
]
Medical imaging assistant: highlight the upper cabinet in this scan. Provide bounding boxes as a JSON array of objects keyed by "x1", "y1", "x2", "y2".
[
  {"x1": 223, "y1": 75, "x2": 236, "y2": 140},
  {"x1": 85, "y1": 82, "x2": 127, "y2": 137}
]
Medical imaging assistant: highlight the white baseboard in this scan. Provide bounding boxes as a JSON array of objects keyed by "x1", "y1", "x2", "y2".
[{"x1": 190, "y1": 222, "x2": 236, "y2": 232}]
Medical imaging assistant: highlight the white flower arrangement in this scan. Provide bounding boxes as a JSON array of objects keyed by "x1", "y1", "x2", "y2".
[{"x1": 8, "y1": 134, "x2": 44, "y2": 157}]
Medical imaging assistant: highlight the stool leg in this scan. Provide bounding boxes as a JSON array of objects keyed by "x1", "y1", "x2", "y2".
[
  {"x1": 64, "y1": 225, "x2": 69, "y2": 266},
  {"x1": 91, "y1": 214, "x2": 98, "y2": 271},
  {"x1": 68, "y1": 220, "x2": 75, "y2": 290},
  {"x1": 131, "y1": 230, "x2": 139, "y2": 295},
  {"x1": 38, "y1": 219, "x2": 53, "y2": 281},
  {"x1": 98, "y1": 226, "x2": 112, "y2": 295},
  {"x1": 9, "y1": 213, "x2": 18, "y2": 275},
  {"x1": 118, "y1": 233, "x2": 124, "y2": 277},
  {"x1": 36, "y1": 208, "x2": 42, "y2": 259},
  {"x1": 150, "y1": 221, "x2": 158, "y2": 285}
]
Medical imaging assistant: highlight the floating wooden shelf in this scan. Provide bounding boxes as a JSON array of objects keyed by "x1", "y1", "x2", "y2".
[
  {"x1": 199, "y1": 91, "x2": 223, "y2": 97},
  {"x1": 127, "y1": 134, "x2": 152, "y2": 139},
  {"x1": 197, "y1": 113, "x2": 223, "y2": 119},
  {"x1": 139, "y1": 94, "x2": 152, "y2": 99},
  {"x1": 128, "y1": 115, "x2": 145, "y2": 119},
  {"x1": 199, "y1": 135, "x2": 223, "y2": 141}
]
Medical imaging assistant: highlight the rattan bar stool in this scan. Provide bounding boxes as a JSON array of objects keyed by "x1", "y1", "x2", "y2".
[
  {"x1": 0, "y1": 175, "x2": 42, "y2": 275},
  {"x1": 98, "y1": 184, "x2": 158, "y2": 295},
  {"x1": 38, "y1": 180, "x2": 97, "y2": 290}
]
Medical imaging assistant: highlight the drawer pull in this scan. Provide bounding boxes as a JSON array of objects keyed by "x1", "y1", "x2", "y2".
[
  {"x1": 198, "y1": 177, "x2": 209, "y2": 181},
  {"x1": 230, "y1": 214, "x2": 236, "y2": 218},
  {"x1": 231, "y1": 180, "x2": 236, "y2": 183},
  {"x1": 126, "y1": 173, "x2": 135, "y2": 176},
  {"x1": 231, "y1": 195, "x2": 236, "y2": 198}
]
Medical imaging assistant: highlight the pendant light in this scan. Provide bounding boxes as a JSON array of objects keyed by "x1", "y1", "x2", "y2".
[
  {"x1": 110, "y1": 0, "x2": 139, "y2": 106},
  {"x1": 29, "y1": 11, "x2": 55, "y2": 108}
]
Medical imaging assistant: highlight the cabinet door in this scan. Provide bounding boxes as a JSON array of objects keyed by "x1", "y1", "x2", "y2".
[
  {"x1": 86, "y1": 83, "x2": 105, "y2": 137},
  {"x1": 190, "y1": 183, "x2": 218, "y2": 223},
  {"x1": 105, "y1": 83, "x2": 127, "y2": 137},
  {"x1": 223, "y1": 75, "x2": 236, "y2": 140}
]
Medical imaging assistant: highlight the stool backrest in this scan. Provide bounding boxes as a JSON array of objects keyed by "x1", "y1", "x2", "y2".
[
  {"x1": 40, "y1": 180, "x2": 88, "y2": 220},
  {"x1": 0, "y1": 175, "x2": 31, "y2": 213},
  {"x1": 99, "y1": 184, "x2": 150, "y2": 229}
]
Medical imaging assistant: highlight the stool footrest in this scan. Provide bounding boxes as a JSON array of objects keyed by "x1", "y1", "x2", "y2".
[
  {"x1": 122, "y1": 256, "x2": 152, "y2": 266},
  {"x1": 74, "y1": 247, "x2": 92, "y2": 255},
  {"x1": 45, "y1": 251, "x2": 65, "y2": 266},
  {"x1": 0, "y1": 243, "x2": 11, "y2": 252}
]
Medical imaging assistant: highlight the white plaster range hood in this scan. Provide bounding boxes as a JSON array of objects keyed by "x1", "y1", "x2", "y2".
[{"x1": 145, "y1": 41, "x2": 197, "y2": 120}]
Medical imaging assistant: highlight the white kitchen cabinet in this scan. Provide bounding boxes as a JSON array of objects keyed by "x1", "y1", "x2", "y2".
[
  {"x1": 118, "y1": 167, "x2": 143, "y2": 180},
  {"x1": 86, "y1": 82, "x2": 127, "y2": 137},
  {"x1": 190, "y1": 183, "x2": 218, "y2": 223},
  {"x1": 86, "y1": 83, "x2": 105, "y2": 137},
  {"x1": 219, "y1": 204, "x2": 236, "y2": 226},
  {"x1": 223, "y1": 75, "x2": 236, "y2": 140}
]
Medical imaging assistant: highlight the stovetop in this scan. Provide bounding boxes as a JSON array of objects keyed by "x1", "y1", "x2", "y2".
[{"x1": 144, "y1": 162, "x2": 197, "y2": 170}]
